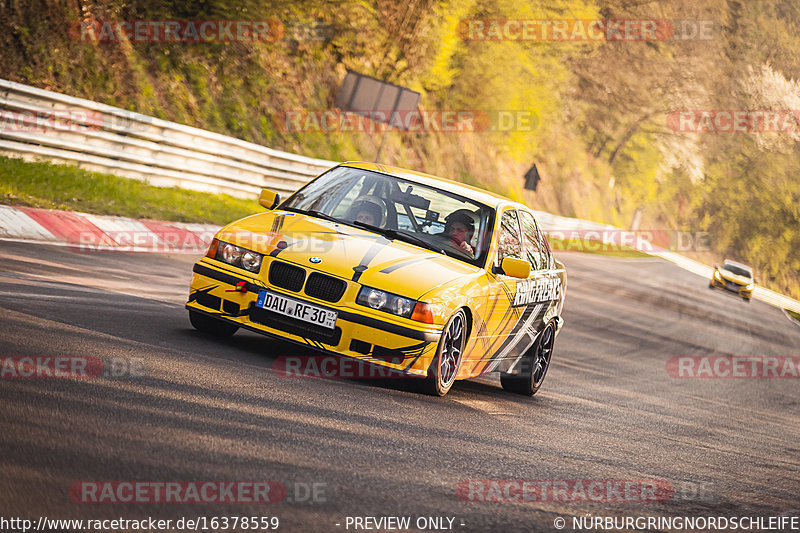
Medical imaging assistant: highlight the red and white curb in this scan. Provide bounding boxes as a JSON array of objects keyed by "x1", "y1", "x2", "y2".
[{"x1": 0, "y1": 204, "x2": 219, "y2": 253}]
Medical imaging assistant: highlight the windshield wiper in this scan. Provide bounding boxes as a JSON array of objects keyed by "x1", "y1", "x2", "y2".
[
  {"x1": 306, "y1": 209, "x2": 341, "y2": 224},
  {"x1": 284, "y1": 206, "x2": 341, "y2": 224},
  {"x1": 352, "y1": 221, "x2": 447, "y2": 255},
  {"x1": 393, "y1": 229, "x2": 448, "y2": 255}
]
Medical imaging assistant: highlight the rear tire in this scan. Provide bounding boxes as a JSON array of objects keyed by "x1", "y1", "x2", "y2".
[
  {"x1": 422, "y1": 309, "x2": 467, "y2": 396},
  {"x1": 501, "y1": 322, "x2": 555, "y2": 396},
  {"x1": 189, "y1": 309, "x2": 239, "y2": 337}
]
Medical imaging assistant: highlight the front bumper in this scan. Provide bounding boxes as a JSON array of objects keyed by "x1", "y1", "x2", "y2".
[
  {"x1": 710, "y1": 275, "x2": 753, "y2": 299},
  {"x1": 187, "y1": 260, "x2": 442, "y2": 376}
]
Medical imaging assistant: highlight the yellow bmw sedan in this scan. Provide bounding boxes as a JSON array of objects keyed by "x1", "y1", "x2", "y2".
[
  {"x1": 186, "y1": 162, "x2": 567, "y2": 396},
  {"x1": 709, "y1": 259, "x2": 755, "y2": 301}
]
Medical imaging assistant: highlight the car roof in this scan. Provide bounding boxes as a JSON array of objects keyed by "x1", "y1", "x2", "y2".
[
  {"x1": 340, "y1": 161, "x2": 522, "y2": 210},
  {"x1": 722, "y1": 259, "x2": 752, "y2": 272}
]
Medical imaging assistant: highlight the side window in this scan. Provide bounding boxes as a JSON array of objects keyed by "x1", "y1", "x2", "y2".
[
  {"x1": 495, "y1": 209, "x2": 523, "y2": 268},
  {"x1": 532, "y1": 216, "x2": 552, "y2": 269},
  {"x1": 518, "y1": 210, "x2": 545, "y2": 270}
]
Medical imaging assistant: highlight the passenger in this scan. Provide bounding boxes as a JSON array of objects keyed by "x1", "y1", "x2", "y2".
[{"x1": 442, "y1": 209, "x2": 476, "y2": 255}]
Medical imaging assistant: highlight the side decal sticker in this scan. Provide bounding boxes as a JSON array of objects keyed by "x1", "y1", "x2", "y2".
[{"x1": 513, "y1": 277, "x2": 562, "y2": 307}]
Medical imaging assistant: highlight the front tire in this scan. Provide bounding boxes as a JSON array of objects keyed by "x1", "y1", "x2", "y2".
[
  {"x1": 501, "y1": 321, "x2": 555, "y2": 396},
  {"x1": 189, "y1": 309, "x2": 239, "y2": 337},
  {"x1": 422, "y1": 309, "x2": 467, "y2": 396}
]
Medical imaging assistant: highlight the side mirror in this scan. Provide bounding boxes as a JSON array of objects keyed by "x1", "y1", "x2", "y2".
[
  {"x1": 754, "y1": 278, "x2": 759, "y2": 284},
  {"x1": 501, "y1": 257, "x2": 531, "y2": 279},
  {"x1": 714, "y1": 264, "x2": 719, "y2": 270},
  {"x1": 259, "y1": 189, "x2": 281, "y2": 210}
]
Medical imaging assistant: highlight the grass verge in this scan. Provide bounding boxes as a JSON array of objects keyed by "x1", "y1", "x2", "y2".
[
  {"x1": 0, "y1": 156, "x2": 258, "y2": 224},
  {"x1": 786, "y1": 309, "x2": 800, "y2": 323},
  {"x1": 547, "y1": 236, "x2": 652, "y2": 258}
]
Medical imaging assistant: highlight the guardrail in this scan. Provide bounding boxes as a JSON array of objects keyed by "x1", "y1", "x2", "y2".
[{"x1": 0, "y1": 79, "x2": 336, "y2": 198}]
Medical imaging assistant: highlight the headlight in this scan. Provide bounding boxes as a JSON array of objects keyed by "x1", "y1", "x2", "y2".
[
  {"x1": 365, "y1": 289, "x2": 387, "y2": 309},
  {"x1": 357, "y1": 287, "x2": 416, "y2": 318},
  {"x1": 714, "y1": 270, "x2": 722, "y2": 281},
  {"x1": 390, "y1": 296, "x2": 414, "y2": 317},
  {"x1": 216, "y1": 241, "x2": 263, "y2": 273},
  {"x1": 241, "y1": 251, "x2": 262, "y2": 272},
  {"x1": 222, "y1": 244, "x2": 242, "y2": 265}
]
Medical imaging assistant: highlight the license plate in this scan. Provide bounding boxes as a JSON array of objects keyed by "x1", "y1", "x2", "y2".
[
  {"x1": 256, "y1": 290, "x2": 337, "y2": 329},
  {"x1": 726, "y1": 281, "x2": 738, "y2": 291}
]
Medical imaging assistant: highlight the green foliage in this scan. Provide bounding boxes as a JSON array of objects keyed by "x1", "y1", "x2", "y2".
[
  {"x1": 699, "y1": 134, "x2": 800, "y2": 297},
  {"x1": 548, "y1": 237, "x2": 651, "y2": 258},
  {"x1": 0, "y1": 156, "x2": 257, "y2": 224}
]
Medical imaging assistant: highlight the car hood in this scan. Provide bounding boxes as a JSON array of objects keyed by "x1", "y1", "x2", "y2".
[{"x1": 217, "y1": 210, "x2": 482, "y2": 300}]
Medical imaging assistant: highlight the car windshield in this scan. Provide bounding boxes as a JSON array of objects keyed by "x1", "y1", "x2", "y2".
[
  {"x1": 281, "y1": 166, "x2": 496, "y2": 267},
  {"x1": 722, "y1": 263, "x2": 752, "y2": 278}
]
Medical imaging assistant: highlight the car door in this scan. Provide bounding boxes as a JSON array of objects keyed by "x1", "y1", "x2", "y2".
[
  {"x1": 523, "y1": 210, "x2": 566, "y2": 318},
  {"x1": 519, "y1": 207, "x2": 563, "y2": 315},
  {"x1": 472, "y1": 208, "x2": 537, "y2": 373}
]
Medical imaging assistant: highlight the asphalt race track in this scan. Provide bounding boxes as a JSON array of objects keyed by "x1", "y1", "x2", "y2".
[{"x1": 1, "y1": 240, "x2": 799, "y2": 532}]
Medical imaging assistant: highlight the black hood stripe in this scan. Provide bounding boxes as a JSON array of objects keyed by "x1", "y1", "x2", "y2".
[
  {"x1": 352, "y1": 237, "x2": 391, "y2": 282},
  {"x1": 379, "y1": 256, "x2": 438, "y2": 274}
]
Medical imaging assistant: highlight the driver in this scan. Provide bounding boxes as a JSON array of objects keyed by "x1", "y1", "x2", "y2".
[
  {"x1": 442, "y1": 209, "x2": 476, "y2": 255},
  {"x1": 347, "y1": 195, "x2": 387, "y2": 228}
]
